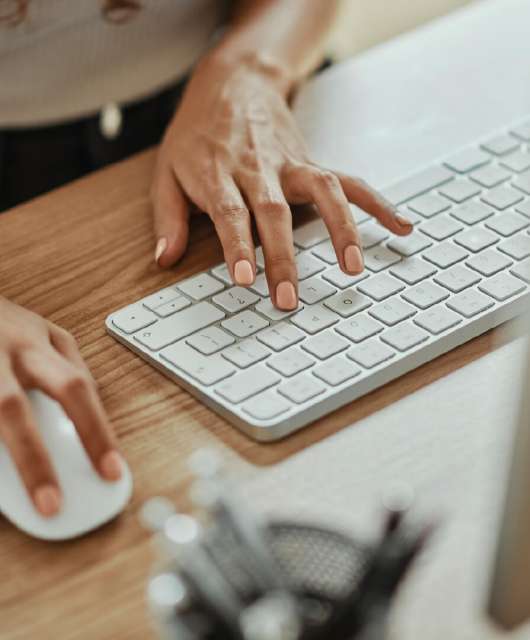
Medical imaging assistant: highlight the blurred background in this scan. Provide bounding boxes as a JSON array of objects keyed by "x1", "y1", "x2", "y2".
[{"x1": 331, "y1": 0, "x2": 473, "y2": 58}]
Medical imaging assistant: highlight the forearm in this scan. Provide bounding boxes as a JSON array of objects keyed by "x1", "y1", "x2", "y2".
[{"x1": 205, "y1": 0, "x2": 339, "y2": 96}]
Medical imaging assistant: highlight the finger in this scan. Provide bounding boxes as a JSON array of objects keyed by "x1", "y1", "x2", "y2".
[
  {"x1": 15, "y1": 348, "x2": 122, "y2": 483},
  {"x1": 48, "y1": 324, "x2": 95, "y2": 385},
  {"x1": 208, "y1": 176, "x2": 256, "y2": 286},
  {"x1": 0, "y1": 357, "x2": 61, "y2": 517},
  {"x1": 151, "y1": 168, "x2": 190, "y2": 268},
  {"x1": 241, "y1": 173, "x2": 298, "y2": 310},
  {"x1": 283, "y1": 166, "x2": 364, "y2": 276},
  {"x1": 335, "y1": 171, "x2": 413, "y2": 236}
]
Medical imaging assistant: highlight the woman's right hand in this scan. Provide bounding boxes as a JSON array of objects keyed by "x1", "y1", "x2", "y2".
[{"x1": 0, "y1": 297, "x2": 122, "y2": 517}]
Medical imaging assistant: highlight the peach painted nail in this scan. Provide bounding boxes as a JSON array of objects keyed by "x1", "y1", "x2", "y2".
[
  {"x1": 234, "y1": 259, "x2": 254, "y2": 286},
  {"x1": 155, "y1": 237, "x2": 167, "y2": 264},
  {"x1": 276, "y1": 281, "x2": 297, "y2": 310},
  {"x1": 100, "y1": 451, "x2": 123, "y2": 482},
  {"x1": 344, "y1": 245, "x2": 364, "y2": 274},
  {"x1": 34, "y1": 485, "x2": 62, "y2": 517}
]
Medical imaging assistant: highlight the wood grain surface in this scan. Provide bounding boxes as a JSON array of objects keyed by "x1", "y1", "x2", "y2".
[{"x1": 0, "y1": 150, "x2": 503, "y2": 640}]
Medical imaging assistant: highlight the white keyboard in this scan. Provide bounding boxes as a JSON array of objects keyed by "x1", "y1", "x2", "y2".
[{"x1": 106, "y1": 117, "x2": 530, "y2": 441}]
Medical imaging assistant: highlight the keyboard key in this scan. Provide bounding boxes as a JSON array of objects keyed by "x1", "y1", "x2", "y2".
[
  {"x1": 250, "y1": 273, "x2": 269, "y2": 297},
  {"x1": 485, "y1": 212, "x2": 529, "y2": 237},
  {"x1": 213, "y1": 287, "x2": 260, "y2": 314},
  {"x1": 216, "y1": 365, "x2": 280, "y2": 404},
  {"x1": 268, "y1": 347, "x2": 315, "y2": 377},
  {"x1": 324, "y1": 290, "x2": 372, "y2": 318},
  {"x1": 513, "y1": 171, "x2": 530, "y2": 195},
  {"x1": 444, "y1": 148, "x2": 490, "y2": 173},
  {"x1": 478, "y1": 273, "x2": 526, "y2": 301},
  {"x1": 383, "y1": 165, "x2": 454, "y2": 206},
  {"x1": 358, "y1": 274, "x2": 405, "y2": 301},
  {"x1": 398, "y1": 209, "x2": 423, "y2": 225},
  {"x1": 470, "y1": 164, "x2": 511, "y2": 188},
  {"x1": 222, "y1": 339, "x2": 270, "y2": 368},
  {"x1": 298, "y1": 277, "x2": 336, "y2": 305},
  {"x1": 302, "y1": 332, "x2": 349, "y2": 359},
  {"x1": 511, "y1": 258, "x2": 530, "y2": 283},
  {"x1": 439, "y1": 178, "x2": 481, "y2": 203},
  {"x1": 414, "y1": 306, "x2": 462, "y2": 335},
  {"x1": 211, "y1": 263, "x2": 233, "y2": 285},
  {"x1": 296, "y1": 252, "x2": 326, "y2": 280},
  {"x1": 387, "y1": 232, "x2": 432, "y2": 257},
  {"x1": 451, "y1": 201, "x2": 494, "y2": 225},
  {"x1": 446, "y1": 289, "x2": 494, "y2": 318},
  {"x1": 422, "y1": 242, "x2": 468, "y2": 269},
  {"x1": 466, "y1": 250, "x2": 512, "y2": 277},
  {"x1": 112, "y1": 304, "x2": 157, "y2": 334},
  {"x1": 360, "y1": 223, "x2": 389, "y2": 249},
  {"x1": 186, "y1": 326, "x2": 234, "y2": 355},
  {"x1": 254, "y1": 298, "x2": 302, "y2": 322},
  {"x1": 369, "y1": 299, "x2": 417, "y2": 326},
  {"x1": 515, "y1": 200, "x2": 530, "y2": 219},
  {"x1": 390, "y1": 257, "x2": 436, "y2": 285},
  {"x1": 257, "y1": 322, "x2": 305, "y2": 351},
  {"x1": 142, "y1": 287, "x2": 181, "y2": 312},
  {"x1": 363, "y1": 246, "x2": 401, "y2": 272},
  {"x1": 434, "y1": 265, "x2": 481, "y2": 293},
  {"x1": 419, "y1": 215, "x2": 463, "y2": 241},
  {"x1": 381, "y1": 323, "x2": 429, "y2": 352},
  {"x1": 408, "y1": 193, "x2": 451, "y2": 218},
  {"x1": 511, "y1": 120, "x2": 530, "y2": 142},
  {"x1": 481, "y1": 185, "x2": 524, "y2": 210},
  {"x1": 501, "y1": 150, "x2": 530, "y2": 173},
  {"x1": 498, "y1": 234, "x2": 530, "y2": 260},
  {"x1": 134, "y1": 302, "x2": 224, "y2": 351},
  {"x1": 293, "y1": 218, "x2": 329, "y2": 249},
  {"x1": 161, "y1": 342, "x2": 235, "y2": 386},
  {"x1": 347, "y1": 339, "x2": 395, "y2": 369},
  {"x1": 311, "y1": 239, "x2": 337, "y2": 264},
  {"x1": 291, "y1": 305, "x2": 339, "y2": 333},
  {"x1": 278, "y1": 374, "x2": 326, "y2": 404},
  {"x1": 401, "y1": 281, "x2": 449, "y2": 310},
  {"x1": 155, "y1": 297, "x2": 192, "y2": 318},
  {"x1": 313, "y1": 356, "x2": 361, "y2": 386},
  {"x1": 446, "y1": 289, "x2": 495, "y2": 318},
  {"x1": 321, "y1": 266, "x2": 369, "y2": 289},
  {"x1": 454, "y1": 228, "x2": 499, "y2": 253},
  {"x1": 242, "y1": 391, "x2": 291, "y2": 421},
  {"x1": 336, "y1": 314, "x2": 384, "y2": 343},
  {"x1": 481, "y1": 134, "x2": 520, "y2": 156},
  {"x1": 178, "y1": 273, "x2": 224, "y2": 301},
  {"x1": 221, "y1": 310, "x2": 269, "y2": 338}
]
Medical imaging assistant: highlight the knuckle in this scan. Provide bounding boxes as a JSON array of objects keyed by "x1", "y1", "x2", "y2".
[
  {"x1": 214, "y1": 203, "x2": 248, "y2": 223},
  {"x1": 315, "y1": 169, "x2": 340, "y2": 192},
  {"x1": 254, "y1": 199, "x2": 290, "y2": 219},
  {"x1": 266, "y1": 253, "x2": 296, "y2": 271},
  {"x1": 58, "y1": 371, "x2": 91, "y2": 398},
  {"x1": 0, "y1": 390, "x2": 24, "y2": 418}
]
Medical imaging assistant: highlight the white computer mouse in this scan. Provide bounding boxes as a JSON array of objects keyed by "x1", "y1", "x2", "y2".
[{"x1": 0, "y1": 390, "x2": 133, "y2": 541}]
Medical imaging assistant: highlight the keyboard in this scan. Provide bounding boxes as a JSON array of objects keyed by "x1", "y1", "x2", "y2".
[{"x1": 106, "y1": 116, "x2": 530, "y2": 441}]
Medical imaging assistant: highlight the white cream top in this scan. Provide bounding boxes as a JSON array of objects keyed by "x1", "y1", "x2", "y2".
[{"x1": 0, "y1": 0, "x2": 227, "y2": 127}]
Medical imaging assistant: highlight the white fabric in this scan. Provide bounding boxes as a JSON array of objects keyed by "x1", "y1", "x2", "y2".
[{"x1": 0, "y1": 0, "x2": 226, "y2": 127}]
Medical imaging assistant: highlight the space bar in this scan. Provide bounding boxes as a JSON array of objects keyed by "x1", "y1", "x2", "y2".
[{"x1": 382, "y1": 165, "x2": 454, "y2": 206}]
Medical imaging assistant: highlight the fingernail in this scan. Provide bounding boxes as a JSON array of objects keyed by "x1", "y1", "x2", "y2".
[
  {"x1": 234, "y1": 259, "x2": 254, "y2": 286},
  {"x1": 34, "y1": 485, "x2": 62, "y2": 517},
  {"x1": 100, "y1": 450, "x2": 123, "y2": 482},
  {"x1": 396, "y1": 214, "x2": 413, "y2": 229},
  {"x1": 344, "y1": 245, "x2": 364, "y2": 274},
  {"x1": 155, "y1": 237, "x2": 167, "y2": 264},
  {"x1": 276, "y1": 281, "x2": 297, "y2": 310}
]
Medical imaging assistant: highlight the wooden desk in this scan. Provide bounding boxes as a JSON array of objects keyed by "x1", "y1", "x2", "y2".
[{"x1": 1, "y1": 1, "x2": 530, "y2": 638}]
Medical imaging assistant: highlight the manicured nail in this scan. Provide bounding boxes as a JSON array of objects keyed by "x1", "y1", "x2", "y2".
[
  {"x1": 396, "y1": 214, "x2": 413, "y2": 229},
  {"x1": 155, "y1": 237, "x2": 167, "y2": 264},
  {"x1": 344, "y1": 245, "x2": 364, "y2": 274},
  {"x1": 234, "y1": 259, "x2": 254, "y2": 286},
  {"x1": 276, "y1": 281, "x2": 297, "y2": 310},
  {"x1": 34, "y1": 485, "x2": 62, "y2": 517},
  {"x1": 100, "y1": 450, "x2": 123, "y2": 481}
]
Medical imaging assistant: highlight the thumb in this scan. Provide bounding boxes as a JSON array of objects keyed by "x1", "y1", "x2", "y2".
[{"x1": 152, "y1": 169, "x2": 190, "y2": 268}]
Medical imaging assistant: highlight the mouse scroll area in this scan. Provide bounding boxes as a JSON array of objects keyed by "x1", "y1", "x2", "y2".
[{"x1": 0, "y1": 391, "x2": 133, "y2": 541}]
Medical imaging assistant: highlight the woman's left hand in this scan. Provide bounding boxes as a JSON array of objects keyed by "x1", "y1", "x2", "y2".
[{"x1": 151, "y1": 54, "x2": 412, "y2": 311}]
